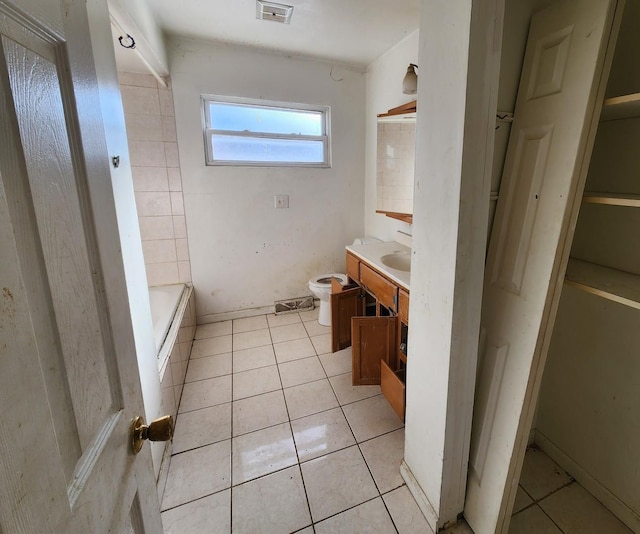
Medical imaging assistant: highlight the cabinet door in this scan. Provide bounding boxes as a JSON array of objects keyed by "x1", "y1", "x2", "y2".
[
  {"x1": 352, "y1": 316, "x2": 398, "y2": 385},
  {"x1": 331, "y1": 279, "x2": 362, "y2": 352}
]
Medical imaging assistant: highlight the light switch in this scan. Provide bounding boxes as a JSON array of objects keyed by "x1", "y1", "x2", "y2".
[{"x1": 274, "y1": 194, "x2": 289, "y2": 208}]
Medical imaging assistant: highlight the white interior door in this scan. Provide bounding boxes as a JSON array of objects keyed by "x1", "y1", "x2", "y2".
[
  {"x1": 464, "y1": 1, "x2": 622, "y2": 532},
  {"x1": 0, "y1": 3, "x2": 162, "y2": 533}
]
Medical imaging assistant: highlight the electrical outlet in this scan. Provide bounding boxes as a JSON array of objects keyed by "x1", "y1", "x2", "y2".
[{"x1": 274, "y1": 194, "x2": 289, "y2": 208}]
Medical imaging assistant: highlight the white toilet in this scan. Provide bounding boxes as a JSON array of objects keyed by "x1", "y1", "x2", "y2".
[{"x1": 308, "y1": 273, "x2": 348, "y2": 326}]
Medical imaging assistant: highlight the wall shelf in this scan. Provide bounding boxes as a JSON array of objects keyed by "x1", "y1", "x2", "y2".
[
  {"x1": 582, "y1": 192, "x2": 640, "y2": 207},
  {"x1": 564, "y1": 258, "x2": 640, "y2": 310},
  {"x1": 376, "y1": 210, "x2": 413, "y2": 224},
  {"x1": 600, "y1": 92, "x2": 640, "y2": 121}
]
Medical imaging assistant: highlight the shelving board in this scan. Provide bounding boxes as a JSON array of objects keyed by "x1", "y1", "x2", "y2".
[
  {"x1": 601, "y1": 93, "x2": 640, "y2": 121},
  {"x1": 564, "y1": 258, "x2": 640, "y2": 310},
  {"x1": 582, "y1": 192, "x2": 640, "y2": 207}
]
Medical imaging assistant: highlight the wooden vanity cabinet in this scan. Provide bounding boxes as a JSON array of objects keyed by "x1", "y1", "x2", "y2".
[{"x1": 331, "y1": 251, "x2": 408, "y2": 420}]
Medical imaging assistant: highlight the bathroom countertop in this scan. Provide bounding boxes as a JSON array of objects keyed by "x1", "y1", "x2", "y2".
[{"x1": 346, "y1": 241, "x2": 411, "y2": 290}]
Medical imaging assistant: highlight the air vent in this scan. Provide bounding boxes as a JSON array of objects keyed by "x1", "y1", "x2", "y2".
[
  {"x1": 274, "y1": 296, "x2": 314, "y2": 315},
  {"x1": 256, "y1": 0, "x2": 294, "y2": 24}
]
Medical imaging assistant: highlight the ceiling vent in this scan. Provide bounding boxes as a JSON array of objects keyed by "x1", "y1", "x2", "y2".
[{"x1": 256, "y1": 1, "x2": 294, "y2": 24}]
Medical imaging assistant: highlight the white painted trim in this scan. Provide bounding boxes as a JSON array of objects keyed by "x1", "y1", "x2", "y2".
[
  {"x1": 401, "y1": 460, "x2": 439, "y2": 532},
  {"x1": 535, "y1": 430, "x2": 640, "y2": 532}
]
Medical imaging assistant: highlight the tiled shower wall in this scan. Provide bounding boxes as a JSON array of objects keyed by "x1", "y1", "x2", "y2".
[{"x1": 119, "y1": 72, "x2": 191, "y2": 286}]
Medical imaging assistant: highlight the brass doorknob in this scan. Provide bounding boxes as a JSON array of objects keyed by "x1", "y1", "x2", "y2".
[{"x1": 131, "y1": 415, "x2": 174, "y2": 454}]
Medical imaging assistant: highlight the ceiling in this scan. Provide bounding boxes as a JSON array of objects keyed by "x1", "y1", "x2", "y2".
[{"x1": 145, "y1": 0, "x2": 420, "y2": 68}]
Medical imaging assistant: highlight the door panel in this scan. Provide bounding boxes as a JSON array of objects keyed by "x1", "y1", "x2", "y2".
[
  {"x1": 465, "y1": 1, "x2": 620, "y2": 533},
  {"x1": 0, "y1": 3, "x2": 160, "y2": 532},
  {"x1": 352, "y1": 316, "x2": 397, "y2": 385}
]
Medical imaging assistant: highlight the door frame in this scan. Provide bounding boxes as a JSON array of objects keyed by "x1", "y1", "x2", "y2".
[
  {"x1": 463, "y1": 1, "x2": 624, "y2": 532},
  {"x1": 61, "y1": 0, "x2": 164, "y2": 527}
]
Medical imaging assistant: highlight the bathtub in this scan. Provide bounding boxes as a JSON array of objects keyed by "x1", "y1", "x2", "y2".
[
  {"x1": 151, "y1": 284, "x2": 196, "y2": 420},
  {"x1": 149, "y1": 284, "x2": 185, "y2": 353}
]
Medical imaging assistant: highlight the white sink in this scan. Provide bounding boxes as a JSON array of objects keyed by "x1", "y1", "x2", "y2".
[{"x1": 380, "y1": 252, "x2": 411, "y2": 272}]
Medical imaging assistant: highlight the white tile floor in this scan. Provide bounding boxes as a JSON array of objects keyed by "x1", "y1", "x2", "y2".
[
  {"x1": 160, "y1": 309, "x2": 431, "y2": 534},
  {"x1": 160, "y1": 310, "x2": 632, "y2": 534},
  {"x1": 510, "y1": 446, "x2": 633, "y2": 533}
]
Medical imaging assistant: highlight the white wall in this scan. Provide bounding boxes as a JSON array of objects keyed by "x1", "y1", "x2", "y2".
[
  {"x1": 402, "y1": 0, "x2": 501, "y2": 529},
  {"x1": 364, "y1": 32, "x2": 419, "y2": 242},
  {"x1": 537, "y1": 287, "x2": 640, "y2": 528},
  {"x1": 168, "y1": 38, "x2": 366, "y2": 320}
]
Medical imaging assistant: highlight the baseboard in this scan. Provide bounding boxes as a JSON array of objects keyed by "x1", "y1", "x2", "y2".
[
  {"x1": 198, "y1": 305, "x2": 275, "y2": 324},
  {"x1": 400, "y1": 460, "x2": 439, "y2": 532},
  {"x1": 534, "y1": 430, "x2": 640, "y2": 532}
]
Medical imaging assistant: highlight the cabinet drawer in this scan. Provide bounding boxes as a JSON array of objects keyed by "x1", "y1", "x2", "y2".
[
  {"x1": 360, "y1": 263, "x2": 397, "y2": 311},
  {"x1": 398, "y1": 289, "x2": 409, "y2": 324},
  {"x1": 346, "y1": 252, "x2": 360, "y2": 282},
  {"x1": 381, "y1": 359, "x2": 405, "y2": 421}
]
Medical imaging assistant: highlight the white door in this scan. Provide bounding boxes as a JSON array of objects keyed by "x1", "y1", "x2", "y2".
[
  {"x1": 464, "y1": 1, "x2": 621, "y2": 532},
  {"x1": 0, "y1": 2, "x2": 163, "y2": 533}
]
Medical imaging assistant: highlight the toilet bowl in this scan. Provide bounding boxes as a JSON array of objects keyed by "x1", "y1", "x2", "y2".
[{"x1": 308, "y1": 273, "x2": 348, "y2": 326}]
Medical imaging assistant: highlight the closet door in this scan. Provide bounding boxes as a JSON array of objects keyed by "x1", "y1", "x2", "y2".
[{"x1": 464, "y1": 1, "x2": 622, "y2": 533}]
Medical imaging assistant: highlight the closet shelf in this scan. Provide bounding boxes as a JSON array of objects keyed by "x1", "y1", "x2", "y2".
[
  {"x1": 564, "y1": 258, "x2": 640, "y2": 310},
  {"x1": 600, "y1": 92, "x2": 640, "y2": 121},
  {"x1": 582, "y1": 192, "x2": 640, "y2": 207}
]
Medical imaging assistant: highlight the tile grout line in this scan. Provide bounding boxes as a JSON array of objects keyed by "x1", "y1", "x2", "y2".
[{"x1": 272, "y1": 312, "x2": 316, "y2": 532}]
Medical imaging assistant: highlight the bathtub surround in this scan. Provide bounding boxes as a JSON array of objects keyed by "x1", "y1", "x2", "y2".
[
  {"x1": 169, "y1": 38, "x2": 365, "y2": 320},
  {"x1": 156, "y1": 286, "x2": 196, "y2": 504},
  {"x1": 119, "y1": 71, "x2": 192, "y2": 286}
]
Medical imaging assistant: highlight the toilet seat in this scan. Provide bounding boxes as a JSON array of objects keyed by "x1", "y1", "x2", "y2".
[{"x1": 309, "y1": 273, "x2": 348, "y2": 288}]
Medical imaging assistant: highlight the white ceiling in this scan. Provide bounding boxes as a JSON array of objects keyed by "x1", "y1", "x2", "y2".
[{"x1": 146, "y1": 0, "x2": 420, "y2": 68}]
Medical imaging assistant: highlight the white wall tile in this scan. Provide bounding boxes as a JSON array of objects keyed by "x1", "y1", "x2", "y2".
[
  {"x1": 139, "y1": 216, "x2": 175, "y2": 240},
  {"x1": 162, "y1": 115, "x2": 177, "y2": 142},
  {"x1": 173, "y1": 215, "x2": 187, "y2": 238},
  {"x1": 178, "y1": 261, "x2": 192, "y2": 283},
  {"x1": 146, "y1": 262, "x2": 180, "y2": 286},
  {"x1": 119, "y1": 72, "x2": 157, "y2": 88},
  {"x1": 120, "y1": 75, "x2": 191, "y2": 283},
  {"x1": 142, "y1": 239, "x2": 178, "y2": 264},
  {"x1": 120, "y1": 85, "x2": 160, "y2": 115},
  {"x1": 129, "y1": 140, "x2": 167, "y2": 167},
  {"x1": 164, "y1": 142, "x2": 180, "y2": 167},
  {"x1": 176, "y1": 238, "x2": 190, "y2": 261},
  {"x1": 132, "y1": 167, "x2": 169, "y2": 192},
  {"x1": 167, "y1": 168, "x2": 182, "y2": 192},
  {"x1": 135, "y1": 192, "x2": 172, "y2": 216},
  {"x1": 158, "y1": 87, "x2": 174, "y2": 116},
  {"x1": 170, "y1": 192, "x2": 185, "y2": 215},
  {"x1": 125, "y1": 113, "x2": 163, "y2": 142}
]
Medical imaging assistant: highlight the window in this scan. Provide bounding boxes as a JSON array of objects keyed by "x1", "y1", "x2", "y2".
[{"x1": 201, "y1": 95, "x2": 331, "y2": 167}]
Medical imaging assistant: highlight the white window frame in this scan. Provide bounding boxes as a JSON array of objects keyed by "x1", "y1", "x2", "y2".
[{"x1": 201, "y1": 95, "x2": 331, "y2": 167}]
